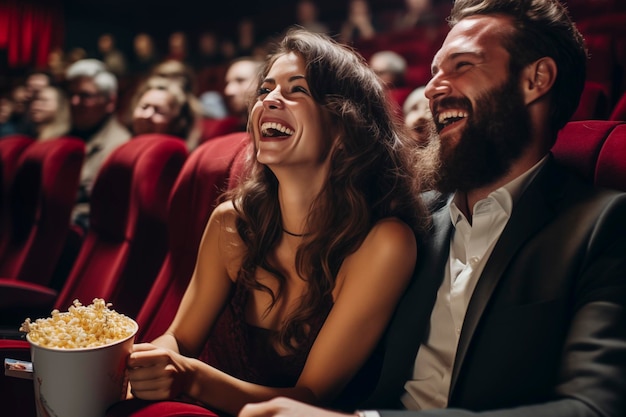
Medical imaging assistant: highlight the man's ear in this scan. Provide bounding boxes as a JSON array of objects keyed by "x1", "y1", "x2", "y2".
[{"x1": 521, "y1": 57, "x2": 557, "y2": 105}]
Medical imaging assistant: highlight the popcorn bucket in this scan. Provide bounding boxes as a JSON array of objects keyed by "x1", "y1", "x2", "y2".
[{"x1": 27, "y1": 319, "x2": 138, "y2": 417}]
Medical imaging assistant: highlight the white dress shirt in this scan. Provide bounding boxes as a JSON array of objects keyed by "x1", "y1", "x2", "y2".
[{"x1": 399, "y1": 157, "x2": 547, "y2": 411}]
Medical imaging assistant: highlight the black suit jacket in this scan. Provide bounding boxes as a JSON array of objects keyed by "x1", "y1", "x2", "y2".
[{"x1": 362, "y1": 157, "x2": 626, "y2": 417}]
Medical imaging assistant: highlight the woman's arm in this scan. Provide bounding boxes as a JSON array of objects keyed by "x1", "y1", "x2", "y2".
[
  {"x1": 187, "y1": 218, "x2": 417, "y2": 415},
  {"x1": 130, "y1": 216, "x2": 416, "y2": 416},
  {"x1": 127, "y1": 201, "x2": 238, "y2": 397}
]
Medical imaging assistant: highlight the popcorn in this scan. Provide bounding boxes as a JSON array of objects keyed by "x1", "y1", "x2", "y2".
[{"x1": 20, "y1": 299, "x2": 136, "y2": 349}]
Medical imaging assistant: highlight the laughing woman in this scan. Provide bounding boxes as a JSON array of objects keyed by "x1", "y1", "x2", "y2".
[{"x1": 117, "y1": 28, "x2": 431, "y2": 417}]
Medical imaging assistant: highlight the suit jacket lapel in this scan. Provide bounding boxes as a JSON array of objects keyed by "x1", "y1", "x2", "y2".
[{"x1": 450, "y1": 158, "x2": 563, "y2": 394}]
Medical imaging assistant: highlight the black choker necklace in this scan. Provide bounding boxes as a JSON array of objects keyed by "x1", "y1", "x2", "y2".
[{"x1": 282, "y1": 228, "x2": 306, "y2": 237}]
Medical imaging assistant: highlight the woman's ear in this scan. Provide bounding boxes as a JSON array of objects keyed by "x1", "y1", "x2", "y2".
[{"x1": 521, "y1": 57, "x2": 557, "y2": 105}]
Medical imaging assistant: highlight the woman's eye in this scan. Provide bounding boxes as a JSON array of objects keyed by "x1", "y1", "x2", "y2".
[
  {"x1": 292, "y1": 86, "x2": 309, "y2": 94},
  {"x1": 257, "y1": 87, "x2": 271, "y2": 96}
]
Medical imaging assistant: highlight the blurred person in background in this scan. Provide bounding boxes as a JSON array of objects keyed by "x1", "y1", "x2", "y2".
[
  {"x1": 167, "y1": 31, "x2": 189, "y2": 63},
  {"x1": 0, "y1": 91, "x2": 18, "y2": 137},
  {"x1": 402, "y1": 86, "x2": 432, "y2": 146},
  {"x1": 369, "y1": 51, "x2": 407, "y2": 88},
  {"x1": 151, "y1": 59, "x2": 203, "y2": 149},
  {"x1": 194, "y1": 31, "x2": 224, "y2": 71},
  {"x1": 130, "y1": 33, "x2": 161, "y2": 76},
  {"x1": 223, "y1": 56, "x2": 263, "y2": 130},
  {"x1": 28, "y1": 85, "x2": 70, "y2": 140},
  {"x1": 339, "y1": 0, "x2": 377, "y2": 44},
  {"x1": 97, "y1": 33, "x2": 128, "y2": 77},
  {"x1": 130, "y1": 76, "x2": 196, "y2": 144},
  {"x1": 296, "y1": 0, "x2": 329, "y2": 34},
  {"x1": 392, "y1": 0, "x2": 438, "y2": 30},
  {"x1": 13, "y1": 70, "x2": 53, "y2": 135},
  {"x1": 65, "y1": 58, "x2": 131, "y2": 230}
]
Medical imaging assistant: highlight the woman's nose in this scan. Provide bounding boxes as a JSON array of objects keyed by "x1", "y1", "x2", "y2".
[{"x1": 263, "y1": 88, "x2": 284, "y2": 110}]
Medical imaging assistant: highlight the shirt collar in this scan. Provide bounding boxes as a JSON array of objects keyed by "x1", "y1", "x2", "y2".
[{"x1": 449, "y1": 155, "x2": 549, "y2": 227}]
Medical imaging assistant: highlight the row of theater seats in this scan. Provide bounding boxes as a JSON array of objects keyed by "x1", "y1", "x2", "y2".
[
  {"x1": 1, "y1": 120, "x2": 626, "y2": 416},
  {"x1": 0, "y1": 130, "x2": 249, "y2": 416}
]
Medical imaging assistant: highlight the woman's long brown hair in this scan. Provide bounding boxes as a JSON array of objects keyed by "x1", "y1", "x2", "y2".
[{"x1": 227, "y1": 28, "x2": 431, "y2": 352}]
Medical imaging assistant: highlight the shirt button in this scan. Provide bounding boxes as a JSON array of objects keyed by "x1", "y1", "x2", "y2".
[{"x1": 470, "y1": 256, "x2": 480, "y2": 265}]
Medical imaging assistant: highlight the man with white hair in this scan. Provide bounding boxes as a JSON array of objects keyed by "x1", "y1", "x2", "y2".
[
  {"x1": 369, "y1": 50, "x2": 408, "y2": 88},
  {"x1": 66, "y1": 59, "x2": 131, "y2": 230}
]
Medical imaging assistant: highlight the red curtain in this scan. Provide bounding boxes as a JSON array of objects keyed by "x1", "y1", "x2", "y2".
[{"x1": 0, "y1": 0, "x2": 64, "y2": 69}]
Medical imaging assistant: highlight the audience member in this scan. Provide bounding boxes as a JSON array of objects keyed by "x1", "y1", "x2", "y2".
[
  {"x1": 167, "y1": 31, "x2": 189, "y2": 63},
  {"x1": 392, "y1": 0, "x2": 438, "y2": 30},
  {"x1": 130, "y1": 33, "x2": 161, "y2": 76},
  {"x1": 150, "y1": 59, "x2": 203, "y2": 149},
  {"x1": 402, "y1": 86, "x2": 432, "y2": 146},
  {"x1": 220, "y1": 37, "x2": 239, "y2": 64},
  {"x1": 237, "y1": 18, "x2": 257, "y2": 57},
  {"x1": 369, "y1": 50, "x2": 407, "y2": 88},
  {"x1": 240, "y1": 0, "x2": 626, "y2": 416},
  {"x1": 12, "y1": 70, "x2": 53, "y2": 135},
  {"x1": 24, "y1": 70, "x2": 53, "y2": 102},
  {"x1": 66, "y1": 59, "x2": 131, "y2": 230},
  {"x1": 339, "y1": 0, "x2": 377, "y2": 44},
  {"x1": 28, "y1": 85, "x2": 70, "y2": 140},
  {"x1": 112, "y1": 28, "x2": 430, "y2": 417},
  {"x1": 96, "y1": 33, "x2": 128, "y2": 77},
  {"x1": 152, "y1": 59, "x2": 198, "y2": 95},
  {"x1": 10, "y1": 85, "x2": 29, "y2": 120},
  {"x1": 66, "y1": 47, "x2": 88, "y2": 65},
  {"x1": 0, "y1": 92, "x2": 17, "y2": 138},
  {"x1": 194, "y1": 31, "x2": 223, "y2": 70},
  {"x1": 130, "y1": 76, "x2": 196, "y2": 146},
  {"x1": 223, "y1": 56, "x2": 263, "y2": 129},
  {"x1": 47, "y1": 47, "x2": 68, "y2": 84},
  {"x1": 295, "y1": 0, "x2": 330, "y2": 34}
]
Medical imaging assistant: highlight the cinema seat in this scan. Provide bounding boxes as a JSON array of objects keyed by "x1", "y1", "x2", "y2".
[
  {"x1": 0, "y1": 135, "x2": 35, "y2": 259},
  {"x1": 0, "y1": 137, "x2": 84, "y2": 287},
  {"x1": 0, "y1": 134, "x2": 188, "y2": 323},
  {"x1": 106, "y1": 132, "x2": 249, "y2": 417},
  {"x1": 552, "y1": 120, "x2": 626, "y2": 191}
]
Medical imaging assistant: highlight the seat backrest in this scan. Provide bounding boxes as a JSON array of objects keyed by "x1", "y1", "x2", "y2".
[
  {"x1": 0, "y1": 135, "x2": 35, "y2": 259},
  {"x1": 54, "y1": 134, "x2": 188, "y2": 317},
  {"x1": 552, "y1": 120, "x2": 626, "y2": 191},
  {"x1": 609, "y1": 91, "x2": 626, "y2": 121},
  {"x1": 570, "y1": 81, "x2": 609, "y2": 121},
  {"x1": 200, "y1": 116, "x2": 242, "y2": 145},
  {"x1": 0, "y1": 137, "x2": 84, "y2": 285},
  {"x1": 135, "y1": 131, "x2": 249, "y2": 342}
]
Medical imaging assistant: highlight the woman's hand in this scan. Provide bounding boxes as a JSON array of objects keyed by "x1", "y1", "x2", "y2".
[{"x1": 127, "y1": 343, "x2": 195, "y2": 401}]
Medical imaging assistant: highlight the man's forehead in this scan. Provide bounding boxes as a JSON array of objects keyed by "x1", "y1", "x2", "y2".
[{"x1": 432, "y1": 15, "x2": 513, "y2": 65}]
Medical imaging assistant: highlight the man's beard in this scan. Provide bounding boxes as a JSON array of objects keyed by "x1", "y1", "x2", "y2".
[{"x1": 432, "y1": 76, "x2": 532, "y2": 193}]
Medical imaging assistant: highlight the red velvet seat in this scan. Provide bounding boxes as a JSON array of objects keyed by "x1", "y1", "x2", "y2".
[
  {"x1": 199, "y1": 116, "x2": 242, "y2": 145},
  {"x1": 105, "y1": 132, "x2": 249, "y2": 417},
  {"x1": 552, "y1": 120, "x2": 626, "y2": 191},
  {"x1": 0, "y1": 134, "x2": 188, "y2": 320},
  {"x1": 0, "y1": 134, "x2": 187, "y2": 417},
  {"x1": 136, "y1": 131, "x2": 249, "y2": 343},
  {"x1": 609, "y1": 91, "x2": 626, "y2": 121},
  {"x1": 570, "y1": 81, "x2": 609, "y2": 121},
  {"x1": 0, "y1": 135, "x2": 35, "y2": 259},
  {"x1": 0, "y1": 137, "x2": 84, "y2": 286}
]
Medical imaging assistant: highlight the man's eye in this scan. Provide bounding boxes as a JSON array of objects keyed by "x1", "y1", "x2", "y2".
[{"x1": 456, "y1": 62, "x2": 472, "y2": 70}]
